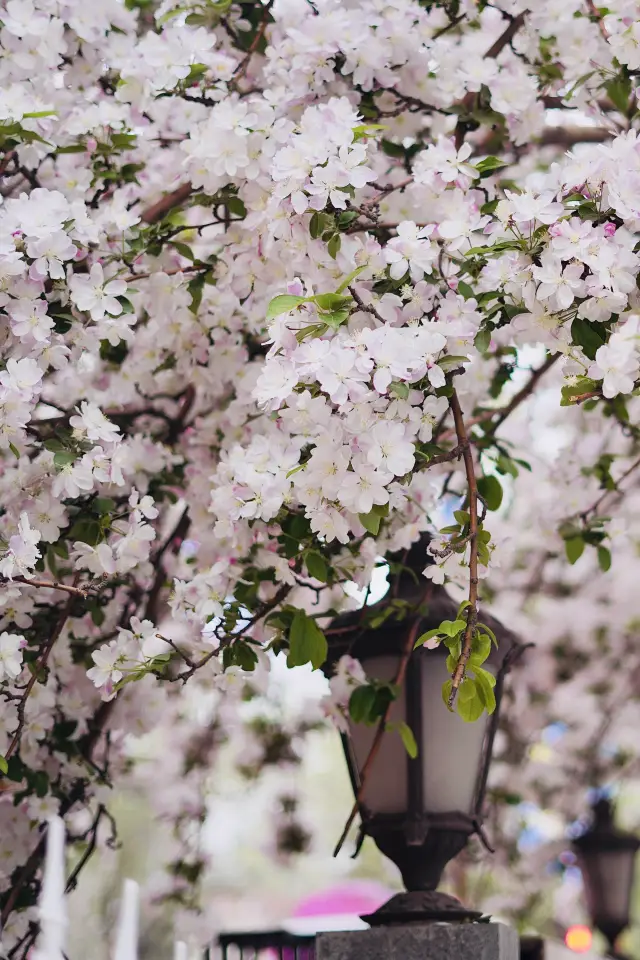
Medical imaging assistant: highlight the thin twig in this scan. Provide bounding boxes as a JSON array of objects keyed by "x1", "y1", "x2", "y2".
[
  {"x1": 447, "y1": 390, "x2": 478, "y2": 706},
  {"x1": 65, "y1": 806, "x2": 104, "y2": 893},
  {"x1": 438, "y1": 353, "x2": 559, "y2": 443},
  {"x1": 333, "y1": 613, "x2": 426, "y2": 857},
  {"x1": 579, "y1": 455, "x2": 640, "y2": 522},
  {"x1": 157, "y1": 634, "x2": 196, "y2": 669},
  {"x1": 454, "y1": 11, "x2": 527, "y2": 149},
  {"x1": 585, "y1": 0, "x2": 609, "y2": 41},
  {"x1": 3, "y1": 575, "x2": 80, "y2": 762},
  {"x1": 487, "y1": 353, "x2": 559, "y2": 433},
  {"x1": 432, "y1": 14, "x2": 465, "y2": 41},
  {"x1": 1, "y1": 576, "x2": 88, "y2": 598},
  {"x1": 232, "y1": 0, "x2": 274, "y2": 83},
  {"x1": 348, "y1": 285, "x2": 385, "y2": 322},
  {"x1": 175, "y1": 583, "x2": 292, "y2": 681},
  {"x1": 568, "y1": 389, "x2": 601, "y2": 405}
]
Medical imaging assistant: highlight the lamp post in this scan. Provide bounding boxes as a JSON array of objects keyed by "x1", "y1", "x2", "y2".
[
  {"x1": 572, "y1": 797, "x2": 640, "y2": 959},
  {"x1": 325, "y1": 537, "x2": 523, "y2": 927}
]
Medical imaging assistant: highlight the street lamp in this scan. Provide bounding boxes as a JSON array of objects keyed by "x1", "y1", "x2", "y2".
[
  {"x1": 572, "y1": 797, "x2": 640, "y2": 958},
  {"x1": 326, "y1": 537, "x2": 523, "y2": 925}
]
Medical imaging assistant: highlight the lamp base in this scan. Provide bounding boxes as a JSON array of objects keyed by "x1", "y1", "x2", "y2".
[{"x1": 361, "y1": 890, "x2": 483, "y2": 926}]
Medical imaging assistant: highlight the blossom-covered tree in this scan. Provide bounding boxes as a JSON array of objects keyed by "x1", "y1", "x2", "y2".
[{"x1": 2, "y1": 0, "x2": 640, "y2": 951}]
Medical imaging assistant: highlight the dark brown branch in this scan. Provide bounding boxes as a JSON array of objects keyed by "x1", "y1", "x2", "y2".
[
  {"x1": 487, "y1": 353, "x2": 559, "y2": 433},
  {"x1": 4, "y1": 577, "x2": 80, "y2": 763},
  {"x1": 484, "y1": 10, "x2": 527, "y2": 59},
  {"x1": 140, "y1": 183, "x2": 192, "y2": 225},
  {"x1": 232, "y1": 0, "x2": 274, "y2": 84},
  {"x1": 585, "y1": 0, "x2": 609, "y2": 41},
  {"x1": 538, "y1": 126, "x2": 611, "y2": 147},
  {"x1": 455, "y1": 11, "x2": 527, "y2": 149},
  {"x1": 348, "y1": 285, "x2": 385, "y2": 322},
  {"x1": 176, "y1": 583, "x2": 292, "y2": 681},
  {"x1": 447, "y1": 391, "x2": 478, "y2": 706}
]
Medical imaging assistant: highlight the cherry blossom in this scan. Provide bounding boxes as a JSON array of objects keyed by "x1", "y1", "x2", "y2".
[{"x1": 1, "y1": 0, "x2": 640, "y2": 948}]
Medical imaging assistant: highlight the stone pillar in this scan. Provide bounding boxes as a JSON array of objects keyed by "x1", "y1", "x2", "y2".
[{"x1": 316, "y1": 922, "x2": 519, "y2": 960}]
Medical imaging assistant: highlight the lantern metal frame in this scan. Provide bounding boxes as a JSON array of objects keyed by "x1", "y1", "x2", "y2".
[
  {"x1": 326, "y1": 541, "x2": 524, "y2": 926},
  {"x1": 572, "y1": 797, "x2": 640, "y2": 958}
]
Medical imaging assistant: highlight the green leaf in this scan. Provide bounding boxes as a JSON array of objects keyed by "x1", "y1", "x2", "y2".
[
  {"x1": 442, "y1": 679, "x2": 454, "y2": 711},
  {"x1": 68, "y1": 519, "x2": 102, "y2": 546},
  {"x1": 565, "y1": 536, "x2": 585, "y2": 564},
  {"x1": 335, "y1": 265, "x2": 366, "y2": 294},
  {"x1": 474, "y1": 155, "x2": 507, "y2": 177},
  {"x1": 474, "y1": 328, "x2": 492, "y2": 354},
  {"x1": 438, "y1": 354, "x2": 470, "y2": 371},
  {"x1": 287, "y1": 611, "x2": 328, "y2": 670},
  {"x1": 352, "y1": 123, "x2": 386, "y2": 140},
  {"x1": 398, "y1": 721, "x2": 418, "y2": 759},
  {"x1": 309, "y1": 212, "x2": 334, "y2": 239},
  {"x1": 389, "y1": 381, "x2": 410, "y2": 400},
  {"x1": 597, "y1": 545, "x2": 612, "y2": 572},
  {"x1": 358, "y1": 505, "x2": 387, "y2": 536},
  {"x1": 349, "y1": 685, "x2": 377, "y2": 724},
  {"x1": 606, "y1": 74, "x2": 632, "y2": 115},
  {"x1": 305, "y1": 550, "x2": 329, "y2": 582},
  {"x1": 470, "y1": 632, "x2": 492, "y2": 665},
  {"x1": 571, "y1": 317, "x2": 607, "y2": 361},
  {"x1": 9, "y1": 442, "x2": 20, "y2": 459},
  {"x1": 266, "y1": 294, "x2": 308, "y2": 321},
  {"x1": 439, "y1": 619, "x2": 467, "y2": 637},
  {"x1": 227, "y1": 196, "x2": 247, "y2": 219},
  {"x1": 93, "y1": 497, "x2": 116, "y2": 515},
  {"x1": 0, "y1": 755, "x2": 7, "y2": 776},
  {"x1": 477, "y1": 474, "x2": 503, "y2": 511},
  {"x1": 116, "y1": 295, "x2": 135, "y2": 315},
  {"x1": 322, "y1": 309, "x2": 351, "y2": 329},
  {"x1": 458, "y1": 677, "x2": 478, "y2": 702},
  {"x1": 457, "y1": 689, "x2": 485, "y2": 722},
  {"x1": 560, "y1": 376, "x2": 600, "y2": 407},
  {"x1": 476, "y1": 622, "x2": 497, "y2": 647},
  {"x1": 313, "y1": 293, "x2": 352, "y2": 312},
  {"x1": 473, "y1": 667, "x2": 497, "y2": 714},
  {"x1": 457, "y1": 280, "x2": 474, "y2": 299},
  {"x1": 170, "y1": 241, "x2": 195, "y2": 262},
  {"x1": 54, "y1": 451, "x2": 76, "y2": 469},
  {"x1": 327, "y1": 234, "x2": 341, "y2": 259}
]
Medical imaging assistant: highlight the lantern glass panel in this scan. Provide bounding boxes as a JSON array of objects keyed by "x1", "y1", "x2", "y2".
[
  {"x1": 419, "y1": 655, "x2": 489, "y2": 813},
  {"x1": 349, "y1": 656, "x2": 407, "y2": 814},
  {"x1": 347, "y1": 654, "x2": 491, "y2": 817},
  {"x1": 581, "y1": 848, "x2": 636, "y2": 930}
]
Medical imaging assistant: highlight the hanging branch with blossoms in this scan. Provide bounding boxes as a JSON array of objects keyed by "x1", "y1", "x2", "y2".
[{"x1": 2, "y1": 0, "x2": 640, "y2": 950}]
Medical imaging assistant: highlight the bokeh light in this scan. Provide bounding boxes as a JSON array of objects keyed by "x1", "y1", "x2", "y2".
[{"x1": 565, "y1": 925, "x2": 593, "y2": 953}]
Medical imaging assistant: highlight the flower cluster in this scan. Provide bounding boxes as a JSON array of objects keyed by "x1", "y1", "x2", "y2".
[{"x1": 1, "y1": 0, "x2": 640, "y2": 950}]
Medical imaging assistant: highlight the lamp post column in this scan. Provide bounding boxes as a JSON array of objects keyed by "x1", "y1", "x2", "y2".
[{"x1": 316, "y1": 921, "x2": 519, "y2": 960}]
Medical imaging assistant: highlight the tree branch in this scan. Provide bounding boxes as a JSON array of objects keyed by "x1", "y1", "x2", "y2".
[
  {"x1": 447, "y1": 390, "x2": 478, "y2": 706},
  {"x1": 140, "y1": 182, "x2": 192, "y2": 225},
  {"x1": 455, "y1": 11, "x2": 527, "y2": 149},
  {"x1": 1, "y1": 576, "x2": 88, "y2": 598},
  {"x1": 232, "y1": 0, "x2": 274, "y2": 84},
  {"x1": 486, "y1": 353, "x2": 559, "y2": 433},
  {"x1": 4, "y1": 577, "x2": 80, "y2": 763}
]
